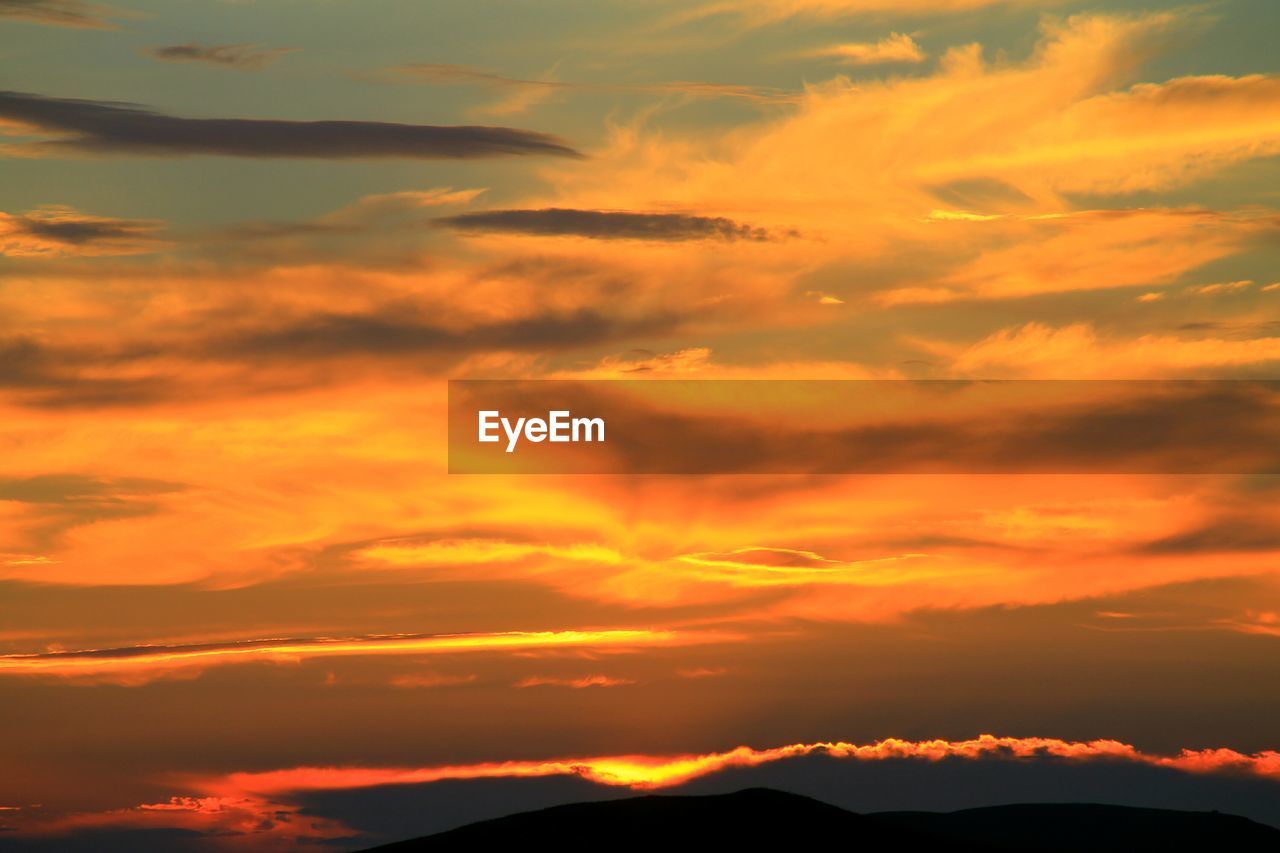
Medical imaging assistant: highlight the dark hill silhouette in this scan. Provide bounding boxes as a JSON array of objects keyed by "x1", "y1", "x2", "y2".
[
  {"x1": 362, "y1": 788, "x2": 1280, "y2": 851},
  {"x1": 875, "y1": 802, "x2": 1280, "y2": 851},
  {"x1": 361, "y1": 788, "x2": 981, "y2": 850}
]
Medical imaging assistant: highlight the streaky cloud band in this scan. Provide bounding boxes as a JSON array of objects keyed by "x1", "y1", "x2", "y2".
[
  {"x1": 0, "y1": 90, "x2": 584, "y2": 160},
  {"x1": 0, "y1": 628, "x2": 724, "y2": 681},
  {"x1": 438, "y1": 208, "x2": 776, "y2": 241}
]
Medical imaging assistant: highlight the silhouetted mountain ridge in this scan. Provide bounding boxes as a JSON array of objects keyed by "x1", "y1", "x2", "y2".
[{"x1": 363, "y1": 787, "x2": 1280, "y2": 851}]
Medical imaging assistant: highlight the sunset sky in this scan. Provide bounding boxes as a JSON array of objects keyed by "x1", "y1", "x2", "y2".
[{"x1": 3, "y1": 0, "x2": 1280, "y2": 848}]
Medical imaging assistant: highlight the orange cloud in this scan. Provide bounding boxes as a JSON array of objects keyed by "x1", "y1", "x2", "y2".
[
  {"x1": 893, "y1": 208, "x2": 1261, "y2": 303},
  {"x1": 389, "y1": 672, "x2": 479, "y2": 688},
  {"x1": 360, "y1": 538, "x2": 624, "y2": 568},
  {"x1": 674, "y1": 547, "x2": 936, "y2": 586},
  {"x1": 679, "y1": 0, "x2": 1059, "y2": 28},
  {"x1": 1008, "y1": 74, "x2": 1280, "y2": 194},
  {"x1": 1188, "y1": 280, "x2": 1254, "y2": 296},
  {"x1": 13, "y1": 795, "x2": 355, "y2": 851},
  {"x1": 0, "y1": 13, "x2": 1276, "y2": 747},
  {"x1": 802, "y1": 34, "x2": 926, "y2": 66},
  {"x1": 507, "y1": 10, "x2": 1280, "y2": 321},
  {"x1": 6, "y1": 5, "x2": 1280, "y2": 850},
  {"x1": 936, "y1": 322, "x2": 1280, "y2": 378},
  {"x1": 516, "y1": 674, "x2": 636, "y2": 688},
  {"x1": 554, "y1": 348, "x2": 885, "y2": 379},
  {"x1": 203, "y1": 735, "x2": 1280, "y2": 799}
]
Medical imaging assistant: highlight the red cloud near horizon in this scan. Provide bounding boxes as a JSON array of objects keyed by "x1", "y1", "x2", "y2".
[{"x1": 7, "y1": 734, "x2": 1279, "y2": 849}]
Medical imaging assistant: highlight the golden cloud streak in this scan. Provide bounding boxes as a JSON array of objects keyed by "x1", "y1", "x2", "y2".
[{"x1": 0, "y1": 629, "x2": 692, "y2": 681}]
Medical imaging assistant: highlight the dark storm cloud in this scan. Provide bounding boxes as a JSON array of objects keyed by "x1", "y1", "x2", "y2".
[
  {"x1": 0, "y1": 474, "x2": 184, "y2": 551},
  {"x1": 0, "y1": 336, "x2": 59, "y2": 386},
  {"x1": 0, "y1": 90, "x2": 584, "y2": 159},
  {"x1": 0, "y1": 303, "x2": 685, "y2": 409},
  {"x1": 0, "y1": 474, "x2": 182, "y2": 504},
  {"x1": 1135, "y1": 518, "x2": 1280, "y2": 555},
  {"x1": 0, "y1": 335, "x2": 173, "y2": 408},
  {"x1": 5, "y1": 210, "x2": 162, "y2": 246},
  {"x1": 0, "y1": 0, "x2": 115, "y2": 28},
  {"x1": 0, "y1": 828, "x2": 206, "y2": 852},
  {"x1": 926, "y1": 177, "x2": 1034, "y2": 209},
  {"x1": 0, "y1": 335, "x2": 111, "y2": 393},
  {"x1": 146, "y1": 43, "x2": 298, "y2": 71},
  {"x1": 1177, "y1": 320, "x2": 1280, "y2": 336},
  {"x1": 207, "y1": 308, "x2": 681, "y2": 360},
  {"x1": 437, "y1": 208, "x2": 776, "y2": 241}
]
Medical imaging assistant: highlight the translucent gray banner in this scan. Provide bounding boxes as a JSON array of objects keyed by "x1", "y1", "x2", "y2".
[{"x1": 448, "y1": 380, "x2": 1280, "y2": 475}]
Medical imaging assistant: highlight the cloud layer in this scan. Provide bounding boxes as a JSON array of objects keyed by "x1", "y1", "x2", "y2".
[{"x1": 0, "y1": 0, "x2": 117, "y2": 28}]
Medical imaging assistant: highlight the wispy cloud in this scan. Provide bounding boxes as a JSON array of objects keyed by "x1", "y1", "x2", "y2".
[
  {"x1": 361, "y1": 538, "x2": 623, "y2": 567},
  {"x1": 207, "y1": 186, "x2": 484, "y2": 242},
  {"x1": 391, "y1": 62, "x2": 798, "y2": 114},
  {"x1": 146, "y1": 43, "x2": 299, "y2": 71},
  {"x1": 676, "y1": 0, "x2": 1059, "y2": 28},
  {"x1": 389, "y1": 672, "x2": 479, "y2": 688},
  {"x1": 938, "y1": 322, "x2": 1280, "y2": 377},
  {"x1": 802, "y1": 33, "x2": 926, "y2": 65}
]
